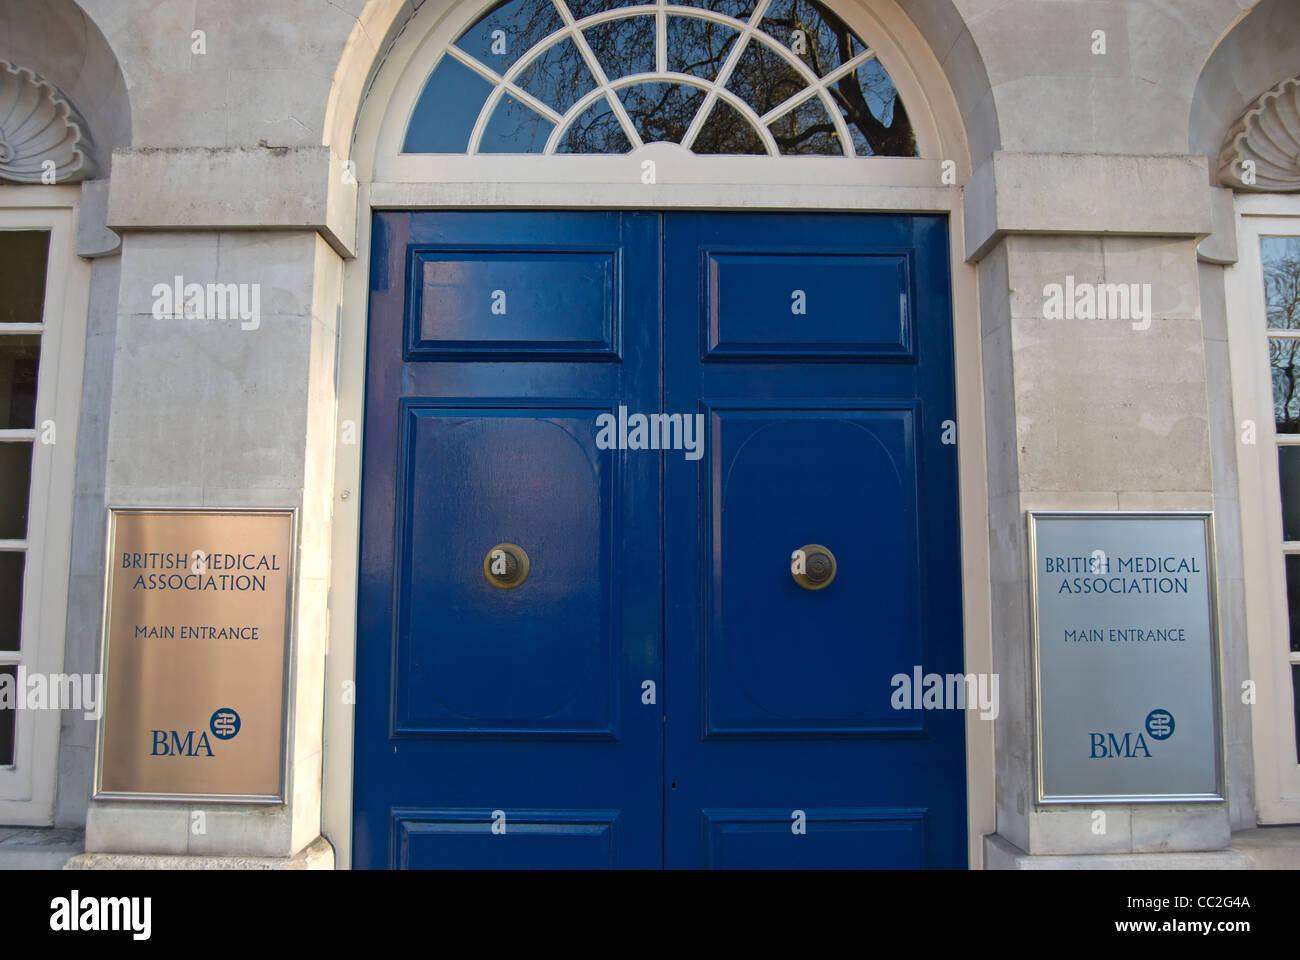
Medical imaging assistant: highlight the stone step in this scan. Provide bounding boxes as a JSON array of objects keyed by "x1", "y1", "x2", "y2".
[
  {"x1": 0, "y1": 828, "x2": 84, "y2": 870},
  {"x1": 1230, "y1": 826, "x2": 1300, "y2": 870},
  {"x1": 985, "y1": 833, "x2": 1251, "y2": 869}
]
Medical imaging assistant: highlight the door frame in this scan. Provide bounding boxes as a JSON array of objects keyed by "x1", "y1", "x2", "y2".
[{"x1": 322, "y1": 0, "x2": 994, "y2": 869}]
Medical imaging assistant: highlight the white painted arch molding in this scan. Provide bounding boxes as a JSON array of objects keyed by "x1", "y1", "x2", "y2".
[
  {"x1": 1218, "y1": 74, "x2": 1300, "y2": 192},
  {"x1": 0, "y1": 60, "x2": 95, "y2": 185}
]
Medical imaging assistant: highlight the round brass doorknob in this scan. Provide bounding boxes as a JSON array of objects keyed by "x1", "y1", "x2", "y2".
[
  {"x1": 484, "y1": 543, "x2": 529, "y2": 589},
  {"x1": 792, "y1": 544, "x2": 836, "y2": 590}
]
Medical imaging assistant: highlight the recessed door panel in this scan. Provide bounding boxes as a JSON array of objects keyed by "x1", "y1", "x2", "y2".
[
  {"x1": 705, "y1": 405, "x2": 922, "y2": 735},
  {"x1": 704, "y1": 251, "x2": 913, "y2": 358},
  {"x1": 407, "y1": 248, "x2": 618, "y2": 358},
  {"x1": 703, "y1": 808, "x2": 927, "y2": 869},
  {"x1": 394, "y1": 402, "x2": 615, "y2": 735},
  {"x1": 394, "y1": 810, "x2": 618, "y2": 869}
]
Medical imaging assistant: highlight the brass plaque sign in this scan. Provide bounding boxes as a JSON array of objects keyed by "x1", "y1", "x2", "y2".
[
  {"x1": 95, "y1": 508, "x2": 295, "y2": 802},
  {"x1": 1028, "y1": 511, "x2": 1224, "y2": 804}
]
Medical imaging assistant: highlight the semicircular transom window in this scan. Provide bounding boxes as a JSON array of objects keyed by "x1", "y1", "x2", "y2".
[{"x1": 404, "y1": 0, "x2": 917, "y2": 157}]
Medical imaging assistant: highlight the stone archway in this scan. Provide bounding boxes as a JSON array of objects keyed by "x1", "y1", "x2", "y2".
[{"x1": 319, "y1": 0, "x2": 998, "y2": 868}]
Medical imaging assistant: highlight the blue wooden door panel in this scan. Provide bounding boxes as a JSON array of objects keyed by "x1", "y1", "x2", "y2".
[
  {"x1": 704, "y1": 251, "x2": 914, "y2": 358},
  {"x1": 407, "y1": 247, "x2": 619, "y2": 358},
  {"x1": 394, "y1": 810, "x2": 619, "y2": 869},
  {"x1": 703, "y1": 808, "x2": 927, "y2": 869},
  {"x1": 703, "y1": 404, "x2": 922, "y2": 735},
  {"x1": 663, "y1": 212, "x2": 966, "y2": 869},
  {"x1": 393, "y1": 401, "x2": 616, "y2": 735},
  {"x1": 354, "y1": 211, "x2": 661, "y2": 869}
]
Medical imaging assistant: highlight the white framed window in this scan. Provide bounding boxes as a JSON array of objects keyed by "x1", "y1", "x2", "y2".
[
  {"x1": 0, "y1": 188, "x2": 90, "y2": 824},
  {"x1": 399, "y1": 0, "x2": 919, "y2": 158},
  {"x1": 1228, "y1": 193, "x2": 1300, "y2": 823},
  {"x1": 365, "y1": 0, "x2": 958, "y2": 192}
]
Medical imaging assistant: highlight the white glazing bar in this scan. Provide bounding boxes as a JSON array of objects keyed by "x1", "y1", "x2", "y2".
[
  {"x1": 819, "y1": 46, "x2": 873, "y2": 156},
  {"x1": 657, "y1": 0, "x2": 667, "y2": 75},
  {"x1": 464, "y1": 45, "x2": 569, "y2": 152},
  {"x1": 681, "y1": 0, "x2": 774, "y2": 152},
  {"x1": 759, "y1": 86, "x2": 819, "y2": 126},
  {"x1": 820, "y1": 47, "x2": 875, "y2": 88},
  {"x1": 554, "y1": 0, "x2": 643, "y2": 152},
  {"x1": 816, "y1": 85, "x2": 856, "y2": 157},
  {"x1": 607, "y1": 72, "x2": 777, "y2": 155},
  {"x1": 445, "y1": 44, "x2": 506, "y2": 85},
  {"x1": 544, "y1": 86, "x2": 612, "y2": 153}
]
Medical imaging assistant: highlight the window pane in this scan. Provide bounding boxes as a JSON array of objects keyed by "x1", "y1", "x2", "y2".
[
  {"x1": 768, "y1": 94, "x2": 841, "y2": 155},
  {"x1": 671, "y1": 0, "x2": 759, "y2": 22},
  {"x1": 1280, "y1": 446, "x2": 1300, "y2": 541},
  {"x1": 726, "y1": 38, "x2": 810, "y2": 115},
  {"x1": 455, "y1": 0, "x2": 564, "y2": 73},
  {"x1": 556, "y1": 95, "x2": 632, "y2": 153},
  {"x1": 566, "y1": 0, "x2": 643, "y2": 20},
  {"x1": 0, "y1": 665, "x2": 13, "y2": 765},
  {"x1": 692, "y1": 98, "x2": 766, "y2": 154},
  {"x1": 0, "y1": 335, "x2": 40, "y2": 430},
  {"x1": 0, "y1": 442, "x2": 32, "y2": 539},
  {"x1": 617, "y1": 82, "x2": 705, "y2": 143},
  {"x1": 1294, "y1": 664, "x2": 1300, "y2": 764},
  {"x1": 667, "y1": 15, "x2": 738, "y2": 82},
  {"x1": 479, "y1": 95, "x2": 555, "y2": 153},
  {"x1": 760, "y1": 0, "x2": 864, "y2": 77},
  {"x1": 1271, "y1": 338, "x2": 1300, "y2": 433},
  {"x1": 515, "y1": 37, "x2": 598, "y2": 114},
  {"x1": 585, "y1": 16, "x2": 656, "y2": 81},
  {"x1": 1286, "y1": 556, "x2": 1300, "y2": 654},
  {"x1": 0, "y1": 231, "x2": 50, "y2": 325},
  {"x1": 0, "y1": 551, "x2": 20, "y2": 651},
  {"x1": 1262, "y1": 236, "x2": 1300, "y2": 331},
  {"x1": 830, "y1": 57, "x2": 916, "y2": 156},
  {"x1": 404, "y1": 57, "x2": 493, "y2": 152}
]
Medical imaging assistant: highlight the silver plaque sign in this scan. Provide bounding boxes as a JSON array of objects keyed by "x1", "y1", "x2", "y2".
[{"x1": 1028, "y1": 511, "x2": 1224, "y2": 804}]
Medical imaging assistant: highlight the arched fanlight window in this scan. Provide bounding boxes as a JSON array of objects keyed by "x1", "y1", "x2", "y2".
[{"x1": 404, "y1": 0, "x2": 917, "y2": 157}]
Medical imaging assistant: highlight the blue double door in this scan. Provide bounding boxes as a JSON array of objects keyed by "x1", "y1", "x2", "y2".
[{"x1": 354, "y1": 211, "x2": 966, "y2": 868}]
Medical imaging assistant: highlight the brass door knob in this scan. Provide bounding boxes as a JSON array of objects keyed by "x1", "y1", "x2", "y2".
[
  {"x1": 792, "y1": 544, "x2": 836, "y2": 590},
  {"x1": 484, "y1": 543, "x2": 529, "y2": 589}
]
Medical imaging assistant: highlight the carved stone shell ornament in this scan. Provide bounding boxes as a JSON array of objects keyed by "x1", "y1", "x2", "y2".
[
  {"x1": 0, "y1": 60, "x2": 95, "y2": 184},
  {"x1": 1218, "y1": 74, "x2": 1300, "y2": 192}
]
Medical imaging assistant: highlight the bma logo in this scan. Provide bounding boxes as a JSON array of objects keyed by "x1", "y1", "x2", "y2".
[
  {"x1": 149, "y1": 708, "x2": 242, "y2": 757},
  {"x1": 1088, "y1": 708, "x2": 1176, "y2": 758},
  {"x1": 210, "y1": 707, "x2": 241, "y2": 741},
  {"x1": 1145, "y1": 708, "x2": 1175, "y2": 741},
  {"x1": 150, "y1": 729, "x2": 214, "y2": 757}
]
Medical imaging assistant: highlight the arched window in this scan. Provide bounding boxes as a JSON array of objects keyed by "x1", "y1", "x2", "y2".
[{"x1": 403, "y1": 0, "x2": 916, "y2": 157}]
